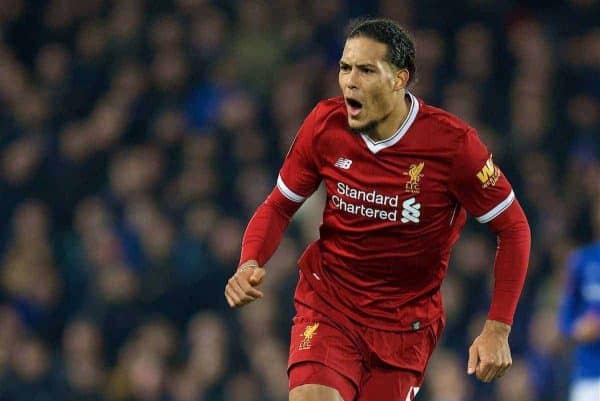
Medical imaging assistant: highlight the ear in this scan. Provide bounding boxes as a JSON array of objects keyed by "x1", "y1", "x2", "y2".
[{"x1": 393, "y1": 69, "x2": 410, "y2": 91}]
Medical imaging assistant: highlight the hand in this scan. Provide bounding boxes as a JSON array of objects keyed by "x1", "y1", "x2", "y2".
[
  {"x1": 224, "y1": 260, "x2": 266, "y2": 308},
  {"x1": 467, "y1": 320, "x2": 512, "y2": 383},
  {"x1": 573, "y1": 313, "x2": 600, "y2": 343}
]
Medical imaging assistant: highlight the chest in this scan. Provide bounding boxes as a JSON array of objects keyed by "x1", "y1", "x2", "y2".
[{"x1": 317, "y1": 135, "x2": 453, "y2": 203}]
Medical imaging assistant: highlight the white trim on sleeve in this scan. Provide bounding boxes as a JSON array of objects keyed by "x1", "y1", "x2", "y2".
[
  {"x1": 476, "y1": 190, "x2": 515, "y2": 223},
  {"x1": 277, "y1": 175, "x2": 306, "y2": 203}
]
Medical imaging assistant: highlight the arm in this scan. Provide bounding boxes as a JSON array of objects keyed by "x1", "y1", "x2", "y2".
[
  {"x1": 467, "y1": 200, "x2": 530, "y2": 382},
  {"x1": 225, "y1": 106, "x2": 322, "y2": 308},
  {"x1": 239, "y1": 185, "x2": 302, "y2": 267},
  {"x1": 224, "y1": 187, "x2": 302, "y2": 308},
  {"x1": 486, "y1": 199, "x2": 531, "y2": 326},
  {"x1": 448, "y1": 128, "x2": 530, "y2": 382}
]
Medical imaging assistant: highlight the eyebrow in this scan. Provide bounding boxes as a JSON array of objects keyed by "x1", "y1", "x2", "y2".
[{"x1": 339, "y1": 61, "x2": 377, "y2": 69}]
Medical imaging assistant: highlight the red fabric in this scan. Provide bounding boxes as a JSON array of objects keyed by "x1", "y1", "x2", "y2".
[
  {"x1": 486, "y1": 200, "x2": 531, "y2": 325},
  {"x1": 359, "y1": 365, "x2": 422, "y2": 401},
  {"x1": 289, "y1": 362, "x2": 357, "y2": 401},
  {"x1": 278, "y1": 95, "x2": 524, "y2": 330},
  {"x1": 241, "y1": 93, "x2": 529, "y2": 330},
  {"x1": 287, "y1": 273, "x2": 436, "y2": 401},
  {"x1": 239, "y1": 187, "x2": 301, "y2": 267},
  {"x1": 447, "y1": 128, "x2": 513, "y2": 219},
  {"x1": 289, "y1": 361, "x2": 423, "y2": 401}
]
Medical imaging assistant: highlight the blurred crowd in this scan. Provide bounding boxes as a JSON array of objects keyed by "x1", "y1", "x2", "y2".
[{"x1": 0, "y1": 0, "x2": 599, "y2": 400}]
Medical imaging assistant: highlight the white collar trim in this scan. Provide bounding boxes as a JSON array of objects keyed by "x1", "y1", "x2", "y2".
[{"x1": 360, "y1": 91, "x2": 419, "y2": 154}]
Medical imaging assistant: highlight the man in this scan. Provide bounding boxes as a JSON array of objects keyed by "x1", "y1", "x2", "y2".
[
  {"x1": 559, "y1": 203, "x2": 600, "y2": 401},
  {"x1": 225, "y1": 18, "x2": 531, "y2": 401}
]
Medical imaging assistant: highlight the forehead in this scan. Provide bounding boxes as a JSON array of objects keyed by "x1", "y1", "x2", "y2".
[{"x1": 341, "y1": 36, "x2": 388, "y2": 64}]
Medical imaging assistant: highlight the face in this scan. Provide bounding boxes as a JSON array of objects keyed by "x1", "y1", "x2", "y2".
[{"x1": 338, "y1": 36, "x2": 403, "y2": 133}]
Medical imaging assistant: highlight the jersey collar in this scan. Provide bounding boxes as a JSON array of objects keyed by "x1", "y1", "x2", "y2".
[{"x1": 360, "y1": 91, "x2": 419, "y2": 154}]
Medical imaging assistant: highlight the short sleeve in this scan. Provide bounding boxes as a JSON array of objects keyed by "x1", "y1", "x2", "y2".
[
  {"x1": 277, "y1": 106, "x2": 322, "y2": 203},
  {"x1": 449, "y1": 129, "x2": 514, "y2": 223}
]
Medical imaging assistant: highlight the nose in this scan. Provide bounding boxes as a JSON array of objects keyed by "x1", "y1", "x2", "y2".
[{"x1": 345, "y1": 68, "x2": 359, "y2": 90}]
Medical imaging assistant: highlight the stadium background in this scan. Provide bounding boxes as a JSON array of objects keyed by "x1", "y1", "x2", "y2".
[{"x1": 0, "y1": 0, "x2": 598, "y2": 400}]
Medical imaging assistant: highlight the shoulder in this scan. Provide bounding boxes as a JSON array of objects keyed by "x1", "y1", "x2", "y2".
[
  {"x1": 298, "y1": 97, "x2": 348, "y2": 145},
  {"x1": 311, "y1": 97, "x2": 346, "y2": 127},
  {"x1": 292, "y1": 97, "x2": 347, "y2": 154},
  {"x1": 415, "y1": 98, "x2": 475, "y2": 143}
]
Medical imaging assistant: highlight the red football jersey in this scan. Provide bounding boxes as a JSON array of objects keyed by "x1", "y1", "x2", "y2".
[{"x1": 278, "y1": 93, "x2": 515, "y2": 331}]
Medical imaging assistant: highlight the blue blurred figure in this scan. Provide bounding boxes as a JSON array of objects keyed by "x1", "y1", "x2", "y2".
[{"x1": 559, "y1": 203, "x2": 600, "y2": 401}]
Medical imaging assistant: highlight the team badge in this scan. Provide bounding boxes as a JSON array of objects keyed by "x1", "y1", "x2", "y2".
[
  {"x1": 298, "y1": 322, "x2": 319, "y2": 350},
  {"x1": 404, "y1": 162, "x2": 424, "y2": 194}
]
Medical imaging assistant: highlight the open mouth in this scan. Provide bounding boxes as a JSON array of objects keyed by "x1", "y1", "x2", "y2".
[{"x1": 346, "y1": 98, "x2": 363, "y2": 117}]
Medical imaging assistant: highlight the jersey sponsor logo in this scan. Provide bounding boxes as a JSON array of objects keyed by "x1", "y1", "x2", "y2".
[
  {"x1": 332, "y1": 182, "x2": 399, "y2": 222},
  {"x1": 476, "y1": 155, "x2": 500, "y2": 188},
  {"x1": 405, "y1": 386, "x2": 420, "y2": 401},
  {"x1": 298, "y1": 322, "x2": 319, "y2": 350},
  {"x1": 400, "y1": 197, "x2": 421, "y2": 223},
  {"x1": 403, "y1": 161, "x2": 424, "y2": 194},
  {"x1": 334, "y1": 157, "x2": 353, "y2": 169}
]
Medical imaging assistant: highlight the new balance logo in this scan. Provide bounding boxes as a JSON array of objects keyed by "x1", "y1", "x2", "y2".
[
  {"x1": 334, "y1": 157, "x2": 353, "y2": 169},
  {"x1": 401, "y1": 197, "x2": 421, "y2": 223}
]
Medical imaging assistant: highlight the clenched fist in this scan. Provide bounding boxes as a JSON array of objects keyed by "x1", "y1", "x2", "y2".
[
  {"x1": 224, "y1": 260, "x2": 266, "y2": 308},
  {"x1": 467, "y1": 320, "x2": 513, "y2": 382}
]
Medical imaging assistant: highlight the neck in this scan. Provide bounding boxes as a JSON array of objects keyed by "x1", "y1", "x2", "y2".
[{"x1": 369, "y1": 92, "x2": 411, "y2": 141}]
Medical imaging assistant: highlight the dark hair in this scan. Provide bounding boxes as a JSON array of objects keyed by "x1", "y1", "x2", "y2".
[{"x1": 346, "y1": 18, "x2": 416, "y2": 85}]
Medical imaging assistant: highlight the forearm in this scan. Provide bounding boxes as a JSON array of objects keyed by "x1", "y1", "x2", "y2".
[
  {"x1": 239, "y1": 187, "x2": 302, "y2": 267},
  {"x1": 486, "y1": 200, "x2": 531, "y2": 325},
  {"x1": 240, "y1": 204, "x2": 291, "y2": 267},
  {"x1": 483, "y1": 319, "x2": 511, "y2": 336}
]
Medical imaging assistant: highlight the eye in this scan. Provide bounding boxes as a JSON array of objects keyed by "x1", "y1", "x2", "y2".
[
  {"x1": 361, "y1": 67, "x2": 374, "y2": 74},
  {"x1": 340, "y1": 64, "x2": 350, "y2": 72}
]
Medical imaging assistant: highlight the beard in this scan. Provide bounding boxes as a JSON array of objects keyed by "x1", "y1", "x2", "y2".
[
  {"x1": 347, "y1": 109, "x2": 393, "y2": 136},
  {"x1": 348, "y1": 119, "x2": 379, "y2": 135}
]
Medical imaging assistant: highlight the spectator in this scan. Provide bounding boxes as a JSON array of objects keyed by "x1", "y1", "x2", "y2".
[{"x1": 0, "y1": 2, "x2": 596, "y2": 400}]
